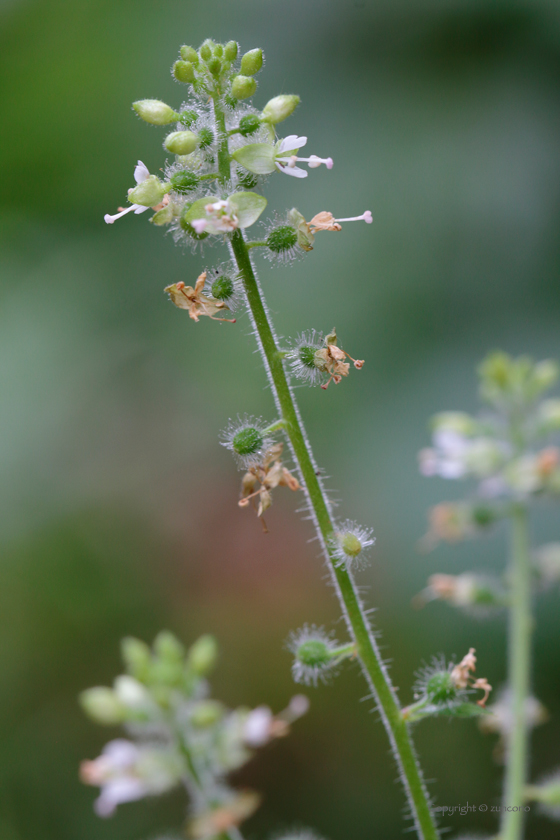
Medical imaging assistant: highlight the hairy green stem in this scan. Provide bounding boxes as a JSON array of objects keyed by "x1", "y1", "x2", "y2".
[
  {"x1": 501, "y1": 503, "x2": 532, "y2": 840},
  {"x1": 211, "y1": 95, "x2": 438, "y2": 840}
]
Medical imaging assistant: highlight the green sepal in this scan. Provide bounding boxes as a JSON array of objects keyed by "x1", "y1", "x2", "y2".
[
  {"x1": 128, "y1": 175, "x2": 167, "y2": 207},
  {"x1": 228, "y1": 191, "x2": 267, "y2": 228},
  {"x1": 232, "y1": 143, "x2": 276, "y2": 174},
  {"x1": 151, "y1": 204, "x2": 175, "y2": 226}
]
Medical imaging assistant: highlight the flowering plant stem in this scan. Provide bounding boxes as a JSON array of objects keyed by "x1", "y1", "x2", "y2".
[
  {"x1": 501, "y1": 503, "x2": 532, "y2": 840},
  {"x1": 213, "y1": 95, "x2": 438, "y2": 840}
]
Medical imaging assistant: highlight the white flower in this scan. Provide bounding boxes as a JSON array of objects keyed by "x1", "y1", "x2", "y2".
[
  {"x1": 190, "y1": 199, "x2": 239, "y2": 235},
  {"x1": 243, "y1": 706, "x2": 273, "y2": 747},
  {"x1": 104, "y1": 161, "x2": 153, "y2": 224},
  {"x1": 80, "y1": 739, "x2": 182, "y2": 817},
  {"x1": 274, "y1": 135, "x2": 333, "y2": 178}
]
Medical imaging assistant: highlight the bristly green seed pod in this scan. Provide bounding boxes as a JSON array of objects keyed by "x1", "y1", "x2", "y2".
[
  {"x1": 180, "y1": 45, "x2": 199, "y2": 65},
  {"x1": 288, "y1": 625, "x2": 351, "y2": 686},
  {"x1": 238, "y1": 114, "x2": 261, "y2": 137},
  {"x1": 198, "y1": 127, "x2": 214, "y2": 149},
  {"x1": 207, "y1": 57, "x2": 222, "y2": 77},
  {"x1": 240, "y1": 48, "x2": 263, "y2": 76},
  {"x1": 133, "y1": 99, "x2": 177, "y2": 125},
  {"x1": 231, "y1": 75, "x2": 257, "y2": 100},
  {"x1": 261, "y1": 94, "x2": 300, "y2": 124},
  {"x1": 221, "y1": 415, "x2": 276, "y2": 468},
  {"x1": 173, "y1": 60, "x2": 195, "y2": 83},
  {"x1": 211, "y1": 274, "x2": 235, "y2": 301},
  {"x1": 164, "y1": 130, "x2": 200, "y2": 155},
  {"x1": 187, "y1": 634, "x2": 218, "y2": 676},
  {"x1": 169, "y1": 169, "x2": 200, "y2": 195},
  {"x1": 178, "y1": 108, "x2": 198, "y2": 127},
  {"x1": 224, "y1": 40, "x2": 238, "y2": 60},
  {"x1": 266, "y1": 225, "x2": 298, "y2": 254}
]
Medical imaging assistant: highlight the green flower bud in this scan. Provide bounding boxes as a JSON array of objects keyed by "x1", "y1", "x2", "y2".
[
  {"x1": 180, "y1": 45, "x2": 199, "y2": 65},
  {"x1": 132, "y1": 99, "x2": 177, "y2": 125},
  {"x1": 173, "y1": 60, "x2": 195, "y2": 83},
  {"x1": 199, "y1": 40, "x2": 213, "y2": 61},
  {"x1": 213, "y1": 43, "x2": 224, "y2": 57},
  {"x1": 240, "y1": 48, "x2": 263, "y2": 76},
  {"x1": 533, "y1": 360, "x2": 559, "y2": 393},
  {"x1": 238, "y1": 114, "x2": 261, "y2": 137},
  {"x1": 224, "y1": 40, "x2": 238, "y2": 60},
  {"x1": 207, "y1": 57, "x2": 222, "y2": 77},
  {"x1": 261, "y1": 94, "x2": 300, "y2": 124},
  {"x1": 231, "y1": 75, "x2": 257, "y2": 100},
  {"x1": 169, "y1": 169, "x2": 200, "y2": 194},
  {"x1": 188, "y1": 634, "x2": 218, "y2": 676},
  {"x1": 79, "y1": 687, "x2": 125, "y2": 725},
  {"x1": 128, "y1": 175, "x2": 167, "y2": 207},
  {"x1": 154, "y1": 630, "x2": 185, "y2": 662},
  {"x1": 164, "y1": 130, "x2": 200, "y2": 155},
  {"x1": 233, "y1": 427, "x2": 264, "y2": 455},
  {"x1": 121, "y1": 636, "x2": 152, "y2": 681},
  {"x1": 190, "y1": 700, "x2": 224, "y2": 727}
]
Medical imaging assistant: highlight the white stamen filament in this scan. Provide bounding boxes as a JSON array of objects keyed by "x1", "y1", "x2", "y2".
[
  {"x1": 335, "y1": 211, "x2": 373, "y2": 224},
  {"x1": 277, "y1": 155, "x2": 334, "y2": 170},
  {"x1": 104, "y1": 204, "x2": 141, "y2": 224}
]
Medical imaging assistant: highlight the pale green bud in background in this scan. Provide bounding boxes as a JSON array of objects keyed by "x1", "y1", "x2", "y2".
[
  {"x1": 173, "y1": 60, "x2": 195, "y2": 83},
  {"x1": 533, "y1": 359, "x2": 559, "y2": 393},
  {"x1": 187, "y1": 634, "x2": 218, "y2": 676},
  {"x1": 154, "y1": 630, "x2": 185, "y2": 662},
  {"x1": 128, "y1": 175, "x2": 167, "y2": 207},
  {"x1": 224, "y1": 40, "x2": 238, "y2": 60},
  {"x1": 431, "y1": 411, "x2": 477, "y2": 437},
  {"x1": 121, "y1": 636, "x2": 151, "y2": 681},
  {"x1": 133, "y1": 99, "x2": 177, "y2": 125},
  {"x1": 190, "y1": 700, "x2": 225, "y2": 727},
  {"x1": 538, "y1": 399, "x2": 560, "y2": 432},
  {"x1": 240, "y1": 48, "x2": 263, "y2": 75},
  {"x1": 114, "y1": 675, "x2": 155, "y2": 716},
  {"x1": 180, "y1": 45, "x2": 199, "y2": 65},
  {"x1": 79, "y1": 687, "x2": 125, "y2": 725},
  {"x1": 231, "y1": 75, "x2": 257, "y2": 100},
  {"x1": 261, "y1": 94, "x2": 300, "y2": 124},
  {"x1": 164, "y1": 130, "x2": 200, "y2": 155}
]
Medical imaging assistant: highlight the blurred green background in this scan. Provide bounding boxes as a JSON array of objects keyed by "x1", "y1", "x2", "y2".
[{"x1": 1, "y1": 1, "x2": 560, "y2": 838}]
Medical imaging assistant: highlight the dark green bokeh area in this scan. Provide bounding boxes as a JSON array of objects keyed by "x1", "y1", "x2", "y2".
[{"x1": 1, "y1": 1, "x2": 560, "y2": 838}]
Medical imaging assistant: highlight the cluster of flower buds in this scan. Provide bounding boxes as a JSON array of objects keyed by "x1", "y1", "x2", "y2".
[
  {"x1": 285, "y1": 329, "x2": 364, "y2": 389},
  {"x1": 402, "y1": 648, "x2": 492, "y2": 723},
  {"x1": 420, "y1": 353, "x2": 560, "y2": 504},
  {"x1": 79, "y1": 632, "x2": 308, "y2": 833},
  {"x1": 414, "y1": 572, "x2": 506, "y2": 615},
  {"x1": 287, "y1": 625, "x2": 356, "y2": 686}
]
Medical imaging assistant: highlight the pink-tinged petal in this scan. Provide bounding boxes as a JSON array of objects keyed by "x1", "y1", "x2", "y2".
[
  {"x1": 191, "y1": 218, "x2": 208, "y2": 234},
  {"x1": 279, "y1": 135, "x2": 307, "y2": 153},
  {"x1": 94, "y1": 779, "x2": 147, "y2": 817},
  {"x1": 325, "y1": 157, "x2": 333, "y2": 169},
  {"x1": 134, "y1": 161, "x2": 150, "y2": 183},
  {"x1": 281, "y1": 164, "x2": 308, "y2": 178}
]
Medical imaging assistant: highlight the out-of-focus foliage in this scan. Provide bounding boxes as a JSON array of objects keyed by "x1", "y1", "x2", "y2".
[{"x1": 1, "y1": 2, "x2": 560, "y2": 839}]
